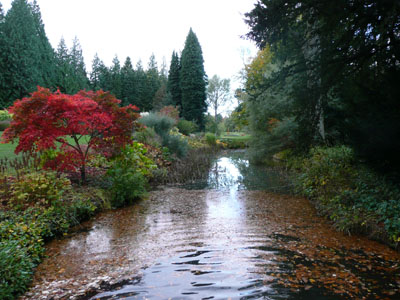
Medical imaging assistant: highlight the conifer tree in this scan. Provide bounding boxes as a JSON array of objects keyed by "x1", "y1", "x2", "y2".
[
  {"x1": 167, "y1": 51, "x2": 182, "y2": 111},
  {"x1": 0, "y1": 2, "x2": 7, "y2": 107},
  {"x1": 2, "y1": 0, "x2": 43, "y2": 103},
  {"x1": 90, "y1": 53, "x2": 104, "y2": 91},
  {"x1": 180, "y1": 28, "x2": 207, "y2": 129},
  {"x1": 121, "y1": 56, "x2": 136, "y2": 106},
  {"x1": 31, "y1": 0, "x2": 56, "y2": 89},
  {"x1": 70, "y1": 36, "x2": 89, "y2": 91},
  {"x1": 109, "y1": 55, "x2": 122, "y2": 99},
  {"x1": 55, "y1": 37, "x2": 74, "y2": 93}
]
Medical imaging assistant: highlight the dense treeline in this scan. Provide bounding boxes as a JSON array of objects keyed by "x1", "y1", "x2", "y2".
[
  {"x1": 0, "y1": 0, "x2": 207, "y2": 128},
  {"x1": 244, "y1": 0, "x2": 400, "y2": 175}
]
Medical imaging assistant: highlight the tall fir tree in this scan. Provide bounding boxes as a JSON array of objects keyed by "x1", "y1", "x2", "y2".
[
  {"x1": 0, "y1": 2, "x2": 7, "y2": 107},
  {"x1": 2, "y1": 0, "x2": 44, "y2": 104},
  {"x1": 89, "y1": 53, "x2": 104, "y2": 91},
  {"x1": 121, "y1": 56, "x2": 136, "y2": 106},
  {"x1": 167, "y1": 51, "x2": 182, "y2": 111},
  {"x1": 134, "y1": 60, "x2": 147, "y2": 112},
  {"x1": 109, "y1": 55, "x2": 122, "y2": 99},
  {"x1": 70, "y1": 37, "x2": 89, "y2": 91},
  {"x1": 55, "y1": 37, "x2": 74, "y2": 93},
  {"x1": 145, "y1": 53, "x2": 160, "y2": 112},
  {"x1": 31, "y1": 0, "x2": 56, "y2": 89},
  {"x1": 180, "y1": 28, "x2": 207, "y2": 129}
]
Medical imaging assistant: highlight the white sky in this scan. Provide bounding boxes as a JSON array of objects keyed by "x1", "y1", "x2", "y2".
[{"x1": 2, "y1": 0, "x2": 258, "y2": 113}]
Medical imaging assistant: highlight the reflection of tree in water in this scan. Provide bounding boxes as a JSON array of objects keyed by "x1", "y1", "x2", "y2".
[{"x1": 228, "y1": 151, "x2": 292, "y2": 193}]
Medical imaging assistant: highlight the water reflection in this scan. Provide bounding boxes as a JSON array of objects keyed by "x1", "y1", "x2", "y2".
[{"x1": 184, "y1": 150, "x2": 291, "y2": 193}]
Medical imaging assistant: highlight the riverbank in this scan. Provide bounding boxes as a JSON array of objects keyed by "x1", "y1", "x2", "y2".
[{"x1": 283, "y1": 146, "x2": 400, "y2": 250}]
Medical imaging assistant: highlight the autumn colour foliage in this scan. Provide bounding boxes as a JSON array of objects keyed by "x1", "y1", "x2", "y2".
[{"x1": 1, "y1": 87, "x2": 140, "y2": 181}]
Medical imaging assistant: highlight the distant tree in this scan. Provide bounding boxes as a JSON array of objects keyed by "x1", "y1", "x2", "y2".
[
  {"x1": 207, "y1": 75, "x2": 231, "y2": 121},
  {"x1": 144, "y1": 53, "x2": 161, "y2": 111},
  {"x1": 133, "y1": 60, "x2": 147, "y2": 111},
  {"x1": 152, "y1": 83, "x2": 169, "y2": 111},
  {"x1": 180, "y1": 28, "x2": 207, "y2": 129},
  {"x1": 55, "y1": 37, "x2": 75, "y2": 93},
  {"x1": 90, "y1": 53, "x2": 104, "y2": 91},
  {"x1": 167, "y1": 51, "x2": 182, "y2": 111},
  {"x1": 70, "y1": 37, "x2": 89, "y2": 91},
  {"x1": 121, "y1": 56, "x2": 136, "y2": 106},
  {"x1": 109, "y1": 55, "x2": 122, "y2": 98}
]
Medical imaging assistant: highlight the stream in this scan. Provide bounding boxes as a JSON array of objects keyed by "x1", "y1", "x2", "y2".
[{"x1": 23, "y1": 151, "x2": 400, "y2": 299}]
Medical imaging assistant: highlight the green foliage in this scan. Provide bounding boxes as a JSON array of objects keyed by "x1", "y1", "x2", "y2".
[
  {"x1": 106, "y1": 142, "x2": 156, "y2": 207},
  {"x1": 180, "y1": 29, "x2": 207, "y2": 129},
  {"x1": 139, "y1": 113, "x2": 175, "y2": 138},
  {"x1": 205, "y1": 132, "x2": 216, "y2": 146},
  {"x1": 163, "y1": 134, "x2": 188, "y2": 158},
  {"x1": 295, "y1": 146, "x2": 400, "y2": 244},
  {"x1": 167, "y1": 51, "x2": 182, "y2": 110},
  {"x1": 177, "y1": 119, "x2": 198, "y2": 136},
  {"x1": 9, "y1": 171, "x2": 71, "y2": 209},
  {"x1": 0, "y1": 240, "x2": 34, "y2": 300},
  {"x1": 133, "y1": 126, "x2": 160, "y2": 147},
  {"x1": 0, "y1": 110, "x2": 11, "y2": 121}
]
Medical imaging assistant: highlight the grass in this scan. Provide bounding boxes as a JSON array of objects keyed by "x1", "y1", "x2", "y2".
[
  {"x1": 0, "y1": 131, "x2": 18, "y2": 159},
  {"x1": 0, "y1": 131, "x2": 91, "y2": 159},
  {"x1": 218, "y1": 132, "x2": 251, "y2": 149}
]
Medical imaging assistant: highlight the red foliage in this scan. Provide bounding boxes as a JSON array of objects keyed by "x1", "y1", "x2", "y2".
[{"x1": 2, "y1": 87, "x2": 140, "y2": 181}]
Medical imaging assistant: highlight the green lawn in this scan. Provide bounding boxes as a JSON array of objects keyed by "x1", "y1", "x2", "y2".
[
  {"x1": 219, "y1": 132, "x2": 251, "y2": 141},
  {"x1": 0, "y1": 131, "x2": 18, "y2": 159}
]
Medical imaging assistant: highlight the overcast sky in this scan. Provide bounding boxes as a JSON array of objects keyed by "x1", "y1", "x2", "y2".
[{"x1": 3, "y1": 0, "x2": 258, "y2": 82}]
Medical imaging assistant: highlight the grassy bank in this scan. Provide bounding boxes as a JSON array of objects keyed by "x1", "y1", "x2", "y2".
[
  {"x1": 218, "y1": 132, "x2": 251, "y2": 149},
  {"x1": 288, "y1": 146, "x2": 400, "y2": 248}
]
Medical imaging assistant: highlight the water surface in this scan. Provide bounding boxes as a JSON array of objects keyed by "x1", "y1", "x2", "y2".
[{"x1": 23, "y1": 151, "x2": 400, "y2": 299}]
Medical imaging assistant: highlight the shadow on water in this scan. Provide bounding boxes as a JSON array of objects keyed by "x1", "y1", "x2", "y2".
[{"x1": 86, "y1": 151, "x2": 342, "y2": 300}]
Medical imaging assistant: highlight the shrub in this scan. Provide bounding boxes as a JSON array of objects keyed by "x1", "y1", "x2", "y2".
[
  {"x1": 9, "y1": 171, "x2": 71, "y2": 209},
  {"x1": 106, "y1": 142, "x2": 156, "y2": 207},
  {"x1": 295, "y1": 146, "x2": 400, "y2": 244},
  {"x1": 163, "y1": 134, "x2": 188, "y2": 158},
  {"x1": 159, "y1": 106, "x2": 180, "y2": 123},
  {"x1": 0, "y1": 240, "x2": 35, "y2": 300},
  {"x1": 133, "y1": 127, "x2": 160, "y2": 147},
  {"x1": 177, "y1": 119, "x2": 198, "y2": 136},
  {"x1": 205, "y1": 132, "x2": 217, "y2": 146},
  {"x1": 0, "y1": 110, "x2": 12, "y2": 121},
  {"x1": 138, "y1": 113, "x2": 175, "y2": 138}
]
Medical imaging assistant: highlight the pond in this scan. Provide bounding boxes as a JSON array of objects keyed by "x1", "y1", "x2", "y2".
[{"x1": 23, "y1": 151, "x2": 400, "y2": 299}]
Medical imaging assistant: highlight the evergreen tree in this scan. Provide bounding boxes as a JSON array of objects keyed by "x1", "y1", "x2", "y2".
[
  {"x1": 145, "y1": 53, "x2": 160, "y2": 111},
  {"x1": 70, "y1": 37, "x2": 89, "y2": 91},
  {"x1": 2, "y1": 0, "x2": 43, "y2": 103},
  {"x1": 55, "y1": 37, "x2": 74, "y2": 93},
  {"x1": 109, "y1": 55, "x2": 122, "y2": 98},
  {"x1": 0, "y1": 2, "x2": 7, "y2": 107},
  {"x1": 180, "y1": 28, "x2": 207, "y2": 129},
  {"x1": 90, "y1": 53, "x2": 104, "y2": 91},
  {"x1": 134, "y1": 60, "x2": 147, "y2": 112},
  {"x1": 31, "y1": 0, "x2": 56, "y2": 89},
  {"x1": 167, "y1": 51, "x2": 182, "y2": 110},
  {"x1": 121, "y1": 56, "x2": 136, "y2": 106}
]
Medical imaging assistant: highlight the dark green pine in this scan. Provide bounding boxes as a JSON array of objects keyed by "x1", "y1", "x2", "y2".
[
  {"x1": 167, "y1": 51, "x2": 182, "y2": 112},
  {"x1": 2, "y1": 0, "x2": 43, "y2": 103},
  {"x1": 180, "y1": 28, "x2": 207, "y2": 129}
]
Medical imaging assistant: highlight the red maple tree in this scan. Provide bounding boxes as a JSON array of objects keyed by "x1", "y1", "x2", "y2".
[{"x1": 2, "y1": 87, "x2": 140, "y2": 182}]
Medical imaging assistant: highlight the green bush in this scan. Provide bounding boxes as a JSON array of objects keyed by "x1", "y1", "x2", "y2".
[
  {"x1": 205, "y1": 132, "x2": 217, "y2": 146},
  {"x1": 163, "y1": 134, "x2": 188, "y2": 158},
  {"x1": 0, "y1": 240, "x2": 35, "y2": 300},
  {"x1": 106, "y1": 142, "x2": 156, "y2": 207},
  {"x1": 139, "y1": 113, "x2": 175, "y2": 138},
  {"x1": 9, "y1": 171, "x2": 71, "y2": 209},
  {"x1": 0, "y1": 110, "x2": 12, "y2": 121},
  {"x1": 177, "y1": 119, "x2": 198, "y2": 136},
  {"x1": 133, "y1": 127, "x2": 160, "y2": 147}
]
